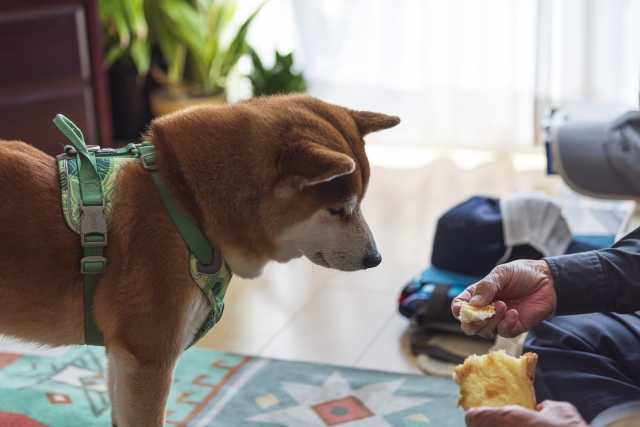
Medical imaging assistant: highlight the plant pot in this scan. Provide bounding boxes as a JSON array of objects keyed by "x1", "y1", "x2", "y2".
[
  {"x1": 149, "y1": 88, "x2": 227, "y2": 116},
  {"x1": 109, "y1": 60, "x2": 157, "y2": 141}
]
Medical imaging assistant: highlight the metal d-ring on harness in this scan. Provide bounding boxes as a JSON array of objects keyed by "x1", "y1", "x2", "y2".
[{"x1": 54, "y1": 114, "x2": 228, "y2": 347}]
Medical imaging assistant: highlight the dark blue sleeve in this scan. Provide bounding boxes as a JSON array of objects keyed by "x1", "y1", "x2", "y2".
[{"x1": 544, "y1": 226, "x2": 640, "y2": 315}]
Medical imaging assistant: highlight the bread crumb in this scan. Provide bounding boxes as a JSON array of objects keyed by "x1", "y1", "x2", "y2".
[{"x1": 459, "y1": 301, "x2": 495, "y2": 323}]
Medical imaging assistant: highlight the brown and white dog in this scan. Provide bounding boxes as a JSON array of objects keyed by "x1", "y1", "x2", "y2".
[{"x1": 0, "y1": 94, "x2": 399, "y2": 426}]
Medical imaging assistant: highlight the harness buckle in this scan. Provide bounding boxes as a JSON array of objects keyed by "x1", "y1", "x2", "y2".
[
  {"x1": 80, "y1": 256, "x2": 107, "y2": 274},
  {"x1": 140, "y1": 152, "x2": 158, "y2": 170},
  {"x1": 80, "y1": 200, "x2": 108, "y2": 247},
  {"x1": 65, "y1": 145, "x2": 101, "y2": 155},
  {"x1": 97, "y1": 148, "x2": 117, "y2": 154}
]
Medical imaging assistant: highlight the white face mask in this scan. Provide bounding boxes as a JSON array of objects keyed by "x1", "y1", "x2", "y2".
[{"x1": 498, "y1": 190, "x2": 572, "y2": 262}]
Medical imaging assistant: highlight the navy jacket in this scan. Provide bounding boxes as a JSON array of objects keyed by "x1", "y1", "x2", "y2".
[{"x1": 546, "y1": 226, "x2": 640, "y2": 315}]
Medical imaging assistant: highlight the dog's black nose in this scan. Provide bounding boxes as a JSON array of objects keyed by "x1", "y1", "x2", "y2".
[{"x1": 363, "y1": 253, "x2": 382, "y2": 269}]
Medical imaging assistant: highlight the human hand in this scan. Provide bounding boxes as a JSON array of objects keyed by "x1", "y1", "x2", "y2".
[
  {"x1": 465, "y1": 400, "x2": 588, "y2": 427},
  {"x1": 451, "y1": 259, "x2": 556, "y2": 339}
]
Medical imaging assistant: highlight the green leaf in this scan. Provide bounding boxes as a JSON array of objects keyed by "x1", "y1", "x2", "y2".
[
  {"x1": 98, "y1": 0, "x2": 114, "y2": 24},
  {"x1": 168, "y1": 43, "x2": 187, "y2": 83},
  {"x1": 249, "y1": 47, "x2": 265, "y2": 75},
  {"x1": 160, "y1": 0, "x2": 206, "y2": 58},
  {"x1": 219, "y1": 1, "x2": 267, "y2": 79},
  {"x1": 214, "y1": 0, "x2": 237, "y2": 36},
  {"x1": 159, "y1": 0, "x2": 209, "y2": 84},
  {"x1": 99, "y1": 1, "x2": 119, "y2": 28},
  {"x1": 195, "y1": 0, "x2": 218, "y2": 15},
  {"x1": 285, "y1": 74, "x2": 307, "y2": 93},
  {"x1": 121, "y1": 0, "x2": 148, "y2": 42},
  {"x1": 247, "y1": 49, "x2": 306, "y2": 96},
  {"x1": 104, "y1": 45, "x2": 126, "y2": 67},
  {"x1": 130, "y1": 39, "x2": 151, "y2": 75},
  {"x1": 203, "y1": 37, "x2": 220, "y2": 79},
  {"x1": 110, "y1": 1, "x2": 131, "y2": 48},
  {"x1": 98, "y1": 0, "x2": 152, "y2": 75},
  {"x1": 205, "y1": 2, "x2": 222, "y2": 36},
  {"x1": 154, "y1": 12, "x2": 187, "y2": 83},
  {"x1": 279, "y1": 52, "x2": 293, "y2": 70}
]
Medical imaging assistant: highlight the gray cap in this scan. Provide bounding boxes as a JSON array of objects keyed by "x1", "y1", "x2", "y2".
[{"x1": 553, "y1": 111, "x2": 640, "y2": 199}]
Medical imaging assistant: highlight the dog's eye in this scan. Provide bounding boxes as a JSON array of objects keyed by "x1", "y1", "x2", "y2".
[{"x1": 328, "y1": 207, "x2": 345, "y2": 216}]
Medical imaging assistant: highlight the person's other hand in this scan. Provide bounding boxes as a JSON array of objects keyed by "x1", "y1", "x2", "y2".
[
  {"x1": 465, "y1": 401, "x2": 588, "y2": 427},
  {"x1": 451, "y1": 259, "x2": 556, "y2": 339}
]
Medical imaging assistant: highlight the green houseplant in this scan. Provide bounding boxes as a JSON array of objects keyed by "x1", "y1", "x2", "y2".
[
  {"x1": 99, "y1": 0, "x2": 151, "y2": 75},
  {"x1": 248, "y1": 48, "x2": 306, "y2": 96},
  {"x1": 148, "y1": 0, "x2": 266, "y2": 114}
]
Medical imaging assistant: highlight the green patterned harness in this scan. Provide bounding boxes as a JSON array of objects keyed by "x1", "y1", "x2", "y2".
[{"x1": 55, "y1": 115, "x2": 232, "y2": 347}]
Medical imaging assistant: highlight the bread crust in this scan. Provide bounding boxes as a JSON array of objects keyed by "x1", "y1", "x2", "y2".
[
  {"x1": 523, "y1": 352, "x2": 537, "y2": 381},
  {"x1": 522, "y1": 352, "x2": 538, "y2": 409}
]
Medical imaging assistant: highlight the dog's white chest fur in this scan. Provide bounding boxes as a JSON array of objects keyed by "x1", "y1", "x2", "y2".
[{"x1": 181, "y1": 292, "x2": 211, "y2": 350}]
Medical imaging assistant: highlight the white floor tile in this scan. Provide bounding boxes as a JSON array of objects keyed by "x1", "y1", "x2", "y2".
[
  {"x1": 195, "y1": 258, "x2": 326, "y2": 354},
  {"x1": 355, "y1": 313, "x2": 422, "y2": 375},
  {"x1": 259, "y1": 287, "x2": 396, "y2": 367}
]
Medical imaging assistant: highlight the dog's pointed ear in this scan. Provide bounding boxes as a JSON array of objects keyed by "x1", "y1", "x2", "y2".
[
  {"x1": 278, "y1": 141, "x2": 356, "y2": 191},
  {"x1": 350, "y1": 110, "x2": 400, "y2": 136}
]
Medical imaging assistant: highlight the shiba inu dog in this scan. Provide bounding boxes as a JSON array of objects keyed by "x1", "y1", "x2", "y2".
[{"x1": 0, "y1": 94, "x2": 399, "y2": 426}]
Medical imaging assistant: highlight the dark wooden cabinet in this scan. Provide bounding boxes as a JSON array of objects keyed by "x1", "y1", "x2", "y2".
[{"x1": 0, "y1": 0, "x2": 113, "y2": 156}]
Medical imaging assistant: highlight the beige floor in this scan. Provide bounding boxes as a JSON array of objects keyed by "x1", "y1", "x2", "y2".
[{"x1": 195, "y1": 144, "x2": 561, "y2": 375}]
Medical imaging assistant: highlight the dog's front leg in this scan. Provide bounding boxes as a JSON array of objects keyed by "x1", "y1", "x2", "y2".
[{"x1": 109, "y1": 347, "x2": 177, "y2": 427}]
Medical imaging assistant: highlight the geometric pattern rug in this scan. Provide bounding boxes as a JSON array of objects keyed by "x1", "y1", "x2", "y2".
[{"x1": 0, "y1": 347, "x2": 465, "y2": 426}]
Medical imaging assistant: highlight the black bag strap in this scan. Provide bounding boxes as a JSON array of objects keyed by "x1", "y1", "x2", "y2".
[
  {"x1": 409, "y1": 283, "x2": 468, "y2": 363},
  {"x1": 411, "y1": 283, "x2": 450, "y2": 328},
  {"x1": 409, "y1": 332, "x2": 466, "y2": 364}
]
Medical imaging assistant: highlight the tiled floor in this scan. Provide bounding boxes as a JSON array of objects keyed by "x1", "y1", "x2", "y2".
[{"x1": 195, "y1": 144, "x2": 561, "y2": 375}]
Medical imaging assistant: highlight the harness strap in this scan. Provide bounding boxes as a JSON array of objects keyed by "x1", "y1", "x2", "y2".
[
  {"x1": 54, "y1": 115, "x2": 105, "y2": 346},
  {"x1": 137, "y1": 145, "x2": 216, "y2": 267},
  {"x1": 54, "y1": 116, "x2": 217, "y2": 347},
  {"x1": 54, "y1": 115, "x2": 102, "y2": 206}
]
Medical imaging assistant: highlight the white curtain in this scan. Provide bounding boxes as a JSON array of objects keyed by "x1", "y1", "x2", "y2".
[
  {"x1": 535, "y1": 0, "x2": 640, "y2": 141},
  {"x1": 239, "y1": 0, "x2": 640, "y2": 147}
]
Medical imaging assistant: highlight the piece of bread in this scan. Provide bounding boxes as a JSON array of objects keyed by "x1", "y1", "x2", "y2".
[
  {"x1": 453, "y1": 350, "x2": 538, "y2": 410},
  {"x1": 458, "y1": 301, "x2": 495, "y2": 323}
]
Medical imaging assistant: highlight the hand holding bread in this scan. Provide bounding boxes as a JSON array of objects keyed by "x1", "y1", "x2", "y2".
[
  {"x1": 454, "y1": 351, "x2": 589, "y2": 426},
  {"x1": 451, "y1": 260, "x2": 557, "y2": 339},
  {"x1": 464, "y1": 401, "x2": 589, "y2": 427},
  {"x1": 450, "y1": 261, "x2": 591, "y2": 426}
]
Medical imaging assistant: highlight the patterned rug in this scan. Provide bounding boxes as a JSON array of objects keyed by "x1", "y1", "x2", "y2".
[{"x1": 0, "y1": 347, "x2": 465, "y2": 426}]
